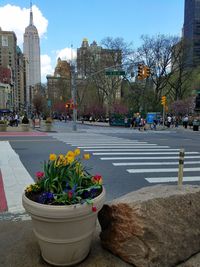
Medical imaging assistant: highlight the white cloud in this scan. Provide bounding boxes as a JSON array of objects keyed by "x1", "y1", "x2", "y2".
[
  {"x1": 0, "y1": 4, "x2": 48, "y2": 47},
  {"x1": 56, "y1": 47, "x2": 77, "y2": 62},
  {"x1": 41, "y1": 54, "x2": 54, "y2": 82},
  {"x1": 0, "y1": 5, "x2": 78, "y2": 83},
  {"x1": 0, "y1": 4, "x2": 50, "y2": 82}
]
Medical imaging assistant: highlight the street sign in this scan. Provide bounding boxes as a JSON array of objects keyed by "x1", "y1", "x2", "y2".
[{"x1": 105, "y1": 70, "x2": 125, "y2": 76}]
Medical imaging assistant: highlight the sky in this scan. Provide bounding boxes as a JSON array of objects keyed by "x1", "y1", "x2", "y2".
[{"x1": 0, "y1": 0, "x2": 185, "y2": 82}]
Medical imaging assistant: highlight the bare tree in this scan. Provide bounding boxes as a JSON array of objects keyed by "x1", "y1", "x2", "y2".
[
  {"x1": 170, "y1": 96, "x2": 195, "y2": 116},
  {"x1": 137, "y1": 34, "x2": 180, "y2": 104},
  {"x1": 167, "y1": 39, "x2": 193, "y2": 100},
  {"x1": 32, "y1": 93, "x2": 47, "y2": 115},
  {"x1": 77, "y1": 37, "x2": 134, "y2": 115}
]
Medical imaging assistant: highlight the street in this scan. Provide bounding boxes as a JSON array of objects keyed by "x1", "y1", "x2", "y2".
[{"x1": 1, "y1": 121, "x2": 200, "y2": 218}]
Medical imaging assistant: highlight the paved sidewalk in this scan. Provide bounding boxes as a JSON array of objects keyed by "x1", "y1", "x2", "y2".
[{"x1": 0, "y1": 141, "x2": 33, "y2": 213}]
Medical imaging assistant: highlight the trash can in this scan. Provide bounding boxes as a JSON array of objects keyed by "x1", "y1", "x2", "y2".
[{"x1": 193, "y1": 120, "x2": 199, "y2": 131}]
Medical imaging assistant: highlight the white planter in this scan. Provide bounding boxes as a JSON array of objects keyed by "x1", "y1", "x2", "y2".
[
  {"x1": 21, "y1": 124, "x2": 30, "y2": 132},
  {"x1": 45, "y1": 123, "x2": 52, "y2": 132},
  {"x1": 22, "y1": 187, "x2": 106, "y2": 266},
  {"x1": 0, "y1": 124, "x2": 7, "y2": 132}
]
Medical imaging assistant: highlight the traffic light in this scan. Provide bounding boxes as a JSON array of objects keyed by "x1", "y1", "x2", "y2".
[
  {"x1": 144, "y1": 66, "x2": 150, "y2": 78},
  {"x1": 161, "y1": 96, "x2": 166, "y2": 106},
  {"x1": 138, "y1": 64, "x2": 144, "y2": 80},
  {"x1": 65, "y1": 103, "x2": 69, "y2": 108}
]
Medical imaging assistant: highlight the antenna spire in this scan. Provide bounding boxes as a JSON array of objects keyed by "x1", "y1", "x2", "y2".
[{"x1": 29, "y1": 1, "x2": 33, "y2": 25}]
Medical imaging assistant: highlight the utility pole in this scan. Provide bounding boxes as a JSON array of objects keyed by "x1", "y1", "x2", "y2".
[
  {"x1": 161, "y1": 96, "x2": 166, "y2": 127},
  {"x1": 71, "y1": 63, "x2": 77, "y2": 131},
  {"x1": 162, "y1": 105, "x2": 165, "y2": 127}
]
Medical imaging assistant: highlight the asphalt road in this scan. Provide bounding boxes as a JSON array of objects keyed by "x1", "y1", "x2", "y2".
[{"x1": 1, "y1": 122, "x2": 200, "y2": 202}]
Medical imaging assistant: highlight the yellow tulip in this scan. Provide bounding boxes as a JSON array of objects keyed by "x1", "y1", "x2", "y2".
[
  {"x1": 63, "y1": 159, "x2": 68, "y2": 166},
  {"x1": 66, "y1": 151, "x2": 75, "y2": 158},
  {"x1": 74, "y1": 148, "x2": 81, "y2": 156},
  {"x1": 83, "y1": 153, "x2": 90, "y2": 160},
  {"x1": 58, "y1": 154, "x2": 64, "y2": 160},
  {"x1": 49, "y1": 153, "x2": 57, "y2": 161},
  {"x1": 25, "y1": 186, "x2": 32, "y2": 192},
  {"x1": 67, "y1": 155, "x2": 75, "y2": 164}
]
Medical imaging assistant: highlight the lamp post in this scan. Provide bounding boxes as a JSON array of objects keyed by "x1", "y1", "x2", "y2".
[{"x1": 71, "y1": 63, "x2": 77, "y2": 131}]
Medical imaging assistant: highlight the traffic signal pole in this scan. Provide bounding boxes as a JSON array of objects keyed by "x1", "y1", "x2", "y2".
[
  {"x1": 162, "y1": 105, "x2": 165, "y2": 127},
  {"x1": 71, "y1": 63, "x2": 77, "y2": 131},
  {"x1": 161, "y1": 96, "x2": 166, "y2": 127}
]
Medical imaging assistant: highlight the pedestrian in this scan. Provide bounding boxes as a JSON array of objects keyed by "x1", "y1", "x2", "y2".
[
  {"x1": 14, "y1": 113, "x2": 19, "y2": 127},
  {"x1": 31, "y1": 112, "x2": 36, "y2": 128},
  {"x1": 153, "y1": 118, "x2": 157, "y2": 130},
  {"x1": 139, "y1": 117, "x2": 145, "y2": 131},
  {"x1": 183, "y1": 115, "x2": 189, "y2": 129},
  {"x1": 167, "y1": 115, "x2": 172, "y2": 128},
  {"x1": 131, "y1": 117, "x2": 136, "y2": 128}
]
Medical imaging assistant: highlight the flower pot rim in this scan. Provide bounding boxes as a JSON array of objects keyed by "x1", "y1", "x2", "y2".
[{"x1": 22, "y1": 186, "x2": 106, "y2": 219}]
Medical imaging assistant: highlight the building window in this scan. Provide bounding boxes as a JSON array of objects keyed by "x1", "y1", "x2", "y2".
[{"x1": 2, "y1": 36, "x2": 8, "y2": 46}]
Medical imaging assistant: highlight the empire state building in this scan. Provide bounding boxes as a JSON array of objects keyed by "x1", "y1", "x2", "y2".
[{"x1": 23, "y1": 3, "x2": 41, "y2": 106}]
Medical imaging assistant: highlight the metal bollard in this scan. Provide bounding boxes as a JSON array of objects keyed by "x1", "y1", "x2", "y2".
[{"x1": 178, "y1": 148, "x2": 185, "y2": 186}]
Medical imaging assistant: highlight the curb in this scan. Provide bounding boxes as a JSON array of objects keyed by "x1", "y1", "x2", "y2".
[
  {"x1": 0, "y1": 132, "x2": 48, "y2": 136},
  {"x1": 0, "y1": 169, "x2": 8, "y2": 212}
]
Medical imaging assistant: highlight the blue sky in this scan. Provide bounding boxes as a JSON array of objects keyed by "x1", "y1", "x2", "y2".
[{"x1": 0, "y1": 0, "x2": 184, "y2": 82}]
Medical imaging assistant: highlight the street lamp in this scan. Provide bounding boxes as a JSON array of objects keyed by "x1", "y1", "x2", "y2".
[{"x1": 71, "y1": 63, "x2": 77, "y2": 131}]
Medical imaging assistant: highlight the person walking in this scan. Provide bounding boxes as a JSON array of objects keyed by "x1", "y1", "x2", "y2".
[
  {"x1": 14, "y1": 113, "x2": 19, "y2": 127},
  {"x1": 167, "y1": 114, "x2": 172, "y2": 128},
  {"x1": 183, "y1": 115, "x2": 189, "y2": 129}
]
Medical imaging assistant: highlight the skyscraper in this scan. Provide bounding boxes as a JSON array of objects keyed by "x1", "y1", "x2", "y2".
[
  {"x1": 23, "y1": 2, "x2": 41, "y2": 108},
  {"x1": 183, "y1": 0, "x2": 200, "y2": 67}
]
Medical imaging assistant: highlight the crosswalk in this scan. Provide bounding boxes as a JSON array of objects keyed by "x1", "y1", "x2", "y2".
[{"x1": 50, "y1": 132, "x2": 200, "y2": 184}]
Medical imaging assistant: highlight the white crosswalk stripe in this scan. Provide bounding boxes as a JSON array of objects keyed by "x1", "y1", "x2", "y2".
[
  {"x1": 101, "y1": 156, "x2": 200, "y2": 160},
  {"x1": 127, "y1": 167, "x2": 200, "y2": 173},
  {"x1": 93, "y1": 152, "x2": 199, "y2": 155},
  {"x1": 50, "y1": 132, "x2": 200, "y2": 184},
  {"x1": 78, "y1": 145, "x2": 169, "y2": 148},
  {"x1": 84, "y1": 148, "x2": 179, "y2": 152},
  {"x1": 113, "y1": 161, "x2": 200, "y2": 166}
]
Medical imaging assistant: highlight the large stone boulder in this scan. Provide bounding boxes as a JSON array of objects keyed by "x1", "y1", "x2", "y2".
[{"x1": 98, "y1": 185, "x2": 200, "y2": 267}]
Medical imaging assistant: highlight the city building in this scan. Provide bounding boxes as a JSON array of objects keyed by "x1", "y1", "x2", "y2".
[
  {"x1": 77, "y1": 38, "x2": 122, "y2": 115},
  {"x1": 23, "y1": 3, "x2": 41, "y2": 110},
  {"x1": 77, "y1": 38, "x2": 122, "y2": 80},
  {"x1": 183, "y1": 0, "x2": 200, "y2": 67},
  {"x1": 46, "y1": 58, "x2": 71, "y2": 112},
  {"x1": 16, "y1": 46, "x2": 26, "y2": 112},
  {"x1": 0, "y1": 83, "x2": 12, "y2": 110},
  {"x1": 0, "y1": 28, "x2": 17, "y2": 110}
]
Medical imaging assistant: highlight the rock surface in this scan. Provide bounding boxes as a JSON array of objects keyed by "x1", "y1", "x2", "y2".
[
  {"x1": 177, "y1": 253, "x2": 200, "y2": 267},
  {"x1": 98, "y1": 185, "x2": 200, "y2": 267}
]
